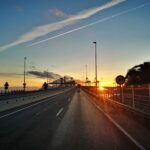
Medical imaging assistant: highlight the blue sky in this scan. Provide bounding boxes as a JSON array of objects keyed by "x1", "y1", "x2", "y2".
[{"x1": 0, "y1": 0, "x2": 150, "y2": 87}]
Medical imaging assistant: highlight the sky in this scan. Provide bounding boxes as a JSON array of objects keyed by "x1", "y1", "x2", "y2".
[{"x1": 0, "y1": 0, "x2": 150, "y2": 88}]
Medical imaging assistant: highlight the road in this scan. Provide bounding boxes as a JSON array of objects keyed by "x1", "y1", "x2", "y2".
[{"x1": 0, "y1": 88, "x2": 141, "y2": 150}]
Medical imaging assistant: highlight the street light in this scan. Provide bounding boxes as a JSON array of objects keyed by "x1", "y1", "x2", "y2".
[
  {"x1": 85, "y1": 64, "x2": 88, "y2": 85},
  {"x1": 93, "y1": 41, "x2": 98, "y2": 88},
  {"x1": 23, "y1": 57, "x2": 27, "y2": 91},
  {"x1": 47, "y1": 69, "x2": 49, "y2": 83}
]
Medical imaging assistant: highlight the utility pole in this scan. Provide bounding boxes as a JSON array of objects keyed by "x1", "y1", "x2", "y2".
[
  {"x1": 85, "y1": 64, "x2": 88, "y2": 81},
  {"x1": 85, "y1": 64, "x2": 88, "y2": 86},
  {"x1": 47, "y1": 69, "x2": 49, "y2": 83},
  {"x1": 23, "y1": 57, "x2": 27, "y2": 91},
  {"x1": 93, "y1": 42, "x2": 98, "y2": 88}
]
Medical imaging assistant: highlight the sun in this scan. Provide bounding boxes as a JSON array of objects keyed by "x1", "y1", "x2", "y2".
[{"x1": 99, "y1": 86, "x2": 104, "y2": 91}]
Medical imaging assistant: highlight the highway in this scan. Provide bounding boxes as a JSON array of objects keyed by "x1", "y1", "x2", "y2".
[{"x1": 0, "y1": 88, "x2": 144, "y2": 150}]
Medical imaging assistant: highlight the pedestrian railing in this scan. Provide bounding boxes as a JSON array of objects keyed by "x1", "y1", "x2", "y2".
[{"x1": 83, "y1": 84, "x2": 150, "y2": 115}]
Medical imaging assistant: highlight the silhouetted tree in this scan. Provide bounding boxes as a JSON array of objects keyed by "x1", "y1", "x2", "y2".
[
  {"x1": 4, "y1": 82, "x2": 9, "y2": 93},
  {"x1": 43, "y1": 82, "x2": 48, "y2": 90},
  {"x1": 126, "y1": 62, "x2": 150, "y2": 85}
]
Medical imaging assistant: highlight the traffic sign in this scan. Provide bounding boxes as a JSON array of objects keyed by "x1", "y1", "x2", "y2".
[{"x1": 116, "y1": 75, "x2": 125, "y2": 85}]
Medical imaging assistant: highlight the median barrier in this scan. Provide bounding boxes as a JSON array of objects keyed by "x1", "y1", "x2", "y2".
[{"x1": 0, "y1": 87, "x2": 74, "y2": 112}]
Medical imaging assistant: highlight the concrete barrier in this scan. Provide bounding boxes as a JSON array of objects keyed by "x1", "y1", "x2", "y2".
[{"x1": 0, "y1": 88, "x2": 73, "y2": 112}]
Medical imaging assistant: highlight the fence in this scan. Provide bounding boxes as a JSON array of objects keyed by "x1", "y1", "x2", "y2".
[
  {"x1": 109, "y1": 84, "x2": 150, "y2": 114},
  {"x1": 83, "y1": 84, "x2": 150, "y2": 115}
]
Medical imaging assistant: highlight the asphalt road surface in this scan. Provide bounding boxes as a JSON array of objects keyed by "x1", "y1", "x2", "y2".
[{"x1": 0, "y1": 88, "x2": 141, "y2": 150}]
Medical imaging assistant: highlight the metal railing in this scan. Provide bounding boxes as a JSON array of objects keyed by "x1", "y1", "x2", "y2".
[{"x1": 83, "y1": 84, "x2": 150, "y2": 115}]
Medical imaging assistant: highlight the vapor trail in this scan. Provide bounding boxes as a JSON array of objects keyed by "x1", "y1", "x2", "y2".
[
  {"x1": 28, "y1": 2, "x2": 150, "y2": 47},
  {"x1": 0, "y1": 0, "x2": 125, "y2": 51}
]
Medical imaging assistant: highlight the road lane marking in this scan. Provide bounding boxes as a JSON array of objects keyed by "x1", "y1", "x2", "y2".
[
  {"x1": 90, "y1": 100, "x2": 146, "y2": 150},
  {"x1": 35, "y1": 112, "x2": 41, "y2": 116},
  {"x1": 35, "y1": 108, "x2": 48, "y2": 116},
  {"x1": 56, "y1": 108, "x2": 64, "y2": 117},
  {"x1": 0, "y1": 94, "x2": 62, "y2": 119},
  {"x1": 35, "y1": 105, "x2": 56, "y2": 116},
  {"x1": 0, "y1": 88, "x2": 74, "y2": 119}
]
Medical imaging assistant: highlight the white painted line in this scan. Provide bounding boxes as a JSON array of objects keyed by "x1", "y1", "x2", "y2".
[
  {"x1": 35, "y1": 112, "x2": 41, "y2": 116},
  {"x1": 91, "y1": 101, "x2": 146, "y2": 150},
  {"x1": 56, "y1": 108, "x2": 64, "y2": 117},
  {"x1": 36, "y1": 105, "x2": 55, "y2": 116},
  {"x1": 0, "y1": 88, "x2": 73, "y2": 119},
  {"x1": 0, "y1": 94, "x2": 59, "y2": 119}
]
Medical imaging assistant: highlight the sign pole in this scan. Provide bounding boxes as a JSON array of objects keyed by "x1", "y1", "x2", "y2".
[{"x1": 115, "y1": 75, "x2": 125, "y2": 103}]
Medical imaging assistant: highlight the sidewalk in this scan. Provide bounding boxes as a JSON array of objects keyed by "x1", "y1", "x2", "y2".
[{"x1": 83, "y1": 90, "x2": 150, "y2": 150}]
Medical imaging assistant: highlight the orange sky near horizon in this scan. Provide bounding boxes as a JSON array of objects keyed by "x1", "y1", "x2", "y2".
[{"x1": 0, "y1": 73, "x2": 116, "y2": 88}]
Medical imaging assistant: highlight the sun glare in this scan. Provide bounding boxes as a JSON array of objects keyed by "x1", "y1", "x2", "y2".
[{"x1": 99, "y1": 86, "x2": 104, "y2": 91}]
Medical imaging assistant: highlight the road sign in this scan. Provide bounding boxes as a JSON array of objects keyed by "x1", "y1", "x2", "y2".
[{"x1": 116, "y1": 75, "x2": 125, "y2": 85}]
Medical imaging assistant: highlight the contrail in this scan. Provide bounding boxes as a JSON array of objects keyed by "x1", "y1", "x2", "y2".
[
  {"x1": 0, "y1": 0, "x2": 125, "y2": 52},
  {"x1": 28, "y1": 2, "x2": 150, "y2": 47}
]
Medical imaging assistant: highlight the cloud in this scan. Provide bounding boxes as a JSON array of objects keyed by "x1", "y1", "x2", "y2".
[
  {"x1": 50, "y1": 75, "x2": 75, "y2": 84},
  {"x1": 0, "y1": 73, "x2": 23, "y2": 77},
  {"x1": 0, "y1": 0, "x2": 125, "y2": 51},
  {"x1": 27, "y1": 71, "x2": 75, "y2": 83},
  {"x1": 28, "y1": 1, "x2": 150, "y2": 47},
  {"x1": 0, "y1": 71, "x2": 62, "y2": 80},
  {"x1": 49, "y1": 8, "x2": 72, "y2": 18},
  {"x1": 27, "y1": 71, "x2": 61, "y2": 79}
]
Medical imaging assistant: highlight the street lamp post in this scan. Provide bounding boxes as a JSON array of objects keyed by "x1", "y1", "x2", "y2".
[
  {"x1": 93, "y1": 42, "x2": 98, "y2": 88},
  {"x1": 85, "y1": 64, "x2": 88, "y2": 86},
  {"x1": 47, "y1": 69, "x2": 49, "y2": 83},
  {"x1": 23, "y1": 57, "x2": 27, "y2": 91}
]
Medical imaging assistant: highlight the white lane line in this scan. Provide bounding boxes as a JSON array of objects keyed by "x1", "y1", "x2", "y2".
[
  {"x1": 0, "y1": 88, "x2": 73, "y2": 119},
  {"x1": 36, "y1": 112, "x2": 41, "y2": 116},
  {"x1": 56, "y1": 108, "x2": 64, "y2": 117},
  {"x1": 0, "y1": 94, "x2": 60, "y2": 119},
  {"x1": 91, "y1": 101, "x2": 146, "y2": 150},
  {"x1": 36, "y1": 108, "x2": 48, "y2": 116}
]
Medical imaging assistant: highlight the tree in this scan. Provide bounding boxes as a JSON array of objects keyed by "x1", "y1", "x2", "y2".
[
  {"x1": 43, "y1": 82, "x2": 48, "y2": 90},
  {"x1": 4, "y1": 82, "x2": 9, "y2": 93},
  {"x1": 126, "y1": 62, "x2": 150, "y2": 85}
]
